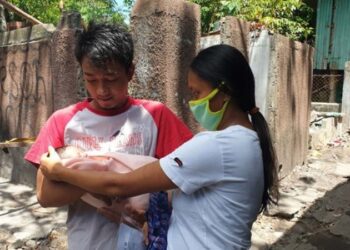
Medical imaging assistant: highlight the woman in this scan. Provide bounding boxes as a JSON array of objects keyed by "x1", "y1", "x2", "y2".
[{"x1": 40, "y1": 44, "x2": 279, "y2": 249}]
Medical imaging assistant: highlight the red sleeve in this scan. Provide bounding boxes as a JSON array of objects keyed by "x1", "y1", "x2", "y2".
[
  {"x1": 145, "y1": 102, "x2": 193, "y2": 158},
  {"x1": 24, "y1": 103, "x2": 83, "y2": 166}
]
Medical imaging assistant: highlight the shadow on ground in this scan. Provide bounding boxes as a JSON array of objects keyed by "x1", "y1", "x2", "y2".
[{"x1": 271, "y1": 179, "x2": 350, "y2": 250}]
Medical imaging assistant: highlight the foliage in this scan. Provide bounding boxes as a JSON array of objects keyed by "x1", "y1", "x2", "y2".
[
  {"x1": 5, "y1": 0, "x2": 314, "y2": 42},
  {"x1": 64, "y1": 0, "x2": 124, "y2": 25},
  {"x1": 189, "y1": 0, "x2": 314, "y2": 43},
  {"x1": 6, "y1": 0, "x2": 60, "y2": 24},
  {"x1": 6, "y1": 0, "x2": 127, "y2": 26},
  {"x1": 123, "y1": 0, "x2": 135, "y2": 8}
]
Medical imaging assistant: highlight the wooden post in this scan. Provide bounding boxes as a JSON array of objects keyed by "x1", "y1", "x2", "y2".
[{"x1": 0, "y1": 0, "x2": 43, "y2": 25}]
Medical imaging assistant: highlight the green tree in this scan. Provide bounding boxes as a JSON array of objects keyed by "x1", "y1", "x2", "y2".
[
  {"x1": 190, "y1": 0, "x2": 314, "y2": 43},
  {"x1": 6, "y1": 0, "x2": 127, "y2": 25},
  {"x1": 64, "y1": 0, "x2": 125, "y2": 25}
]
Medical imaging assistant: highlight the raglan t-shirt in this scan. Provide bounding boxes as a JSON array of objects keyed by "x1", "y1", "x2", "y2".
[
  {"x1": 25, "y1": 97, "x2": 192, "y2": 250},
  {"x1": 159, "y1": 125, "x2": 264, "y2": 250}
]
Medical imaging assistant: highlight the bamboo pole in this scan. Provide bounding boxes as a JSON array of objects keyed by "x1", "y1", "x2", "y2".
[{"x1": 0, "y1": 0, "x2": 43, "y2": 25}]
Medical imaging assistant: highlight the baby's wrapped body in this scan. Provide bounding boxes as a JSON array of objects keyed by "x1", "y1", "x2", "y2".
[{"x1": 56, "y1": 146, "x2": 157, "y2": 229}]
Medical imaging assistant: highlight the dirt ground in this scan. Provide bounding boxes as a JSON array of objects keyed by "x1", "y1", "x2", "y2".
[{"x1": 252, "y1": 131, "x2": 350, "y2": 249}]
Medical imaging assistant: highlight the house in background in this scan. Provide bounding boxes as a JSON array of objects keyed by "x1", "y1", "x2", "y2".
[
  {"x1": 312, "y1": 0, "x2": 350, "y2": 103},
  {"x1": 314, "y1": 0, "x2": 350, "y2": 71}
]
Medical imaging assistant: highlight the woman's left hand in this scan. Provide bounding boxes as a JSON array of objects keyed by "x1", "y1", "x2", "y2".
[{"x1": 40, "y1": 146, "x2": 64, "y2": 181}]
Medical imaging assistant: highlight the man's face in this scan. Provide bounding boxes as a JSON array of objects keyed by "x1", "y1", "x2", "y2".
[{"x1": 82, "y1": 57, "x2": 134, "y2": 111}]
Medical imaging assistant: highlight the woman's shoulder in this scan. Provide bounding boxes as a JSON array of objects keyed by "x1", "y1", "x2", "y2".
[
  {"x1": 189, "y1": 126, "x2": 259, "y2": 151},
  {"x1": 219, "y1": 125, "x2": 258, "y2": 140},
  {"x1": 196, "y1": 125, "x2": 257, "y2": 140}
]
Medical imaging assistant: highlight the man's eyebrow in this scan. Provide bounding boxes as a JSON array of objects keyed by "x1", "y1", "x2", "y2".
[
  {"x1": 84, "y1": 72, "x2": 119, "y2": 77},
  {"x1": 105, "y1": 73, "x2": 119, "y2": 77}
]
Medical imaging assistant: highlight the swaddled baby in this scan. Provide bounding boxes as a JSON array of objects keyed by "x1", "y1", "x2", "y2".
[{"x1": 56, "y1": 146, "x2": 157, "y2": 230}]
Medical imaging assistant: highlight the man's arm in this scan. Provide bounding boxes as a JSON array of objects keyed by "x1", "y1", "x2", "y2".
[{"x1": 36, "y1": 168, "x2": 85, "y2": 207}]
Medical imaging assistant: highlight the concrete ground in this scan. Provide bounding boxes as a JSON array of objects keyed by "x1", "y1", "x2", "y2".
[
  {"x1": 0, "y1": 178, "x2": 67, "y2": 249},
  {"x1": 252, "y1": 136, "x2": 350, "y2": 250},
  {"x1": 1, "y1": 133, "x2": 350, "y2": 249}
]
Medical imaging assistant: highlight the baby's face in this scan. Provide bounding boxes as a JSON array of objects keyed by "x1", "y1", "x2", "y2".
[{"x1": 56, "y1": 146, "x2": 85, "y2": 159}]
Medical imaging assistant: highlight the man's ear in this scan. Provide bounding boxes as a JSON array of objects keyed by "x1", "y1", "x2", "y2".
[{"x1": 127, "y1": 63, "x2": 135, "y2": 81}]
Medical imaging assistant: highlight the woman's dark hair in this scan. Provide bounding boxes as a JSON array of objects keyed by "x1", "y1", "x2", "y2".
[
  {"x1": 190, "y1": 44, "x2": 279, "y2": 211},
  {"x1": 75, "y1": 21, "x2": 134, "y2": 71}
]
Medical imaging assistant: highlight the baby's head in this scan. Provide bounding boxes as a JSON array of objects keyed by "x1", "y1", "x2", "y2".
[{"x1": 56, "y1": 145, "x2": 85, "y2": 159}]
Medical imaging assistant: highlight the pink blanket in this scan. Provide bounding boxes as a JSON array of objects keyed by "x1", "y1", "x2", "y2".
[{"x1": 57, "y1": 146, "x2": 157, "y2": 229}]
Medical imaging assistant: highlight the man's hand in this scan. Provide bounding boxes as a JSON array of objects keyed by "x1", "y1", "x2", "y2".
[
  {"x1": 90, "y1": 193, "x2": 113, "y2": 206},
  {"x1": 97, "y1": 206, "x2": 122, "y2": 223},
  {"x1": 142, "y1": 222, "x2": 149, "y2": 246},
  {"x1": 40, "y1": 146, "x2": 64, "y2": 181},
  {"x1": 99, "y1": 200, "x2": 147, "y2": 231},
  {"x1": 123, "y1": 203, "x2": 147, "y2": 228}
]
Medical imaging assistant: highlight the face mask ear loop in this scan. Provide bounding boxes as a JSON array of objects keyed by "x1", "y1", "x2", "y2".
[
  {"x1": 211, "y1": 99, "x2": 230, "y2": 129},
  {"x1": 189, "y1": 88, "x2": 219, "y2": 106},
  {"x1": 206, "y1": 91, "x2": 230, "y2": 115}
]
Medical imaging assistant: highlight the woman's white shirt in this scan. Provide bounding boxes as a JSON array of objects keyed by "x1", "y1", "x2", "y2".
[{"x1": 159, "y1": 125, "x2": 264, "y2": 250}]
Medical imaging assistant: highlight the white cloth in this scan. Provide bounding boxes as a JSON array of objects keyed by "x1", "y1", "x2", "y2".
[{"x1": 160, "y1": 125, "x2": 264, "y2": 249}]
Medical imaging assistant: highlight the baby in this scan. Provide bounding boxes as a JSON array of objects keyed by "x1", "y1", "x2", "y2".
[{"x1": 56, "y1": 145, "x2": 157, "y2": 230}]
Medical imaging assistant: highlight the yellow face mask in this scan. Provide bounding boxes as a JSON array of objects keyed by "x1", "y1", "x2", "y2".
[{"x1": 189, "y1": 88, "x2": 229, "y2": 130}]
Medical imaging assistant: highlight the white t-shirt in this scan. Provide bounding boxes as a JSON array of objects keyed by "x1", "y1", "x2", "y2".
[
  {"x1": 160, "y1": 125, "x2": 264, "y2": 249},
  {"x1": 25, "y1": 97, "x2": 192, "y2": 250}
]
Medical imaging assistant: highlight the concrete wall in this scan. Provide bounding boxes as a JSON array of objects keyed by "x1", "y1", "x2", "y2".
[
  {"x1": 0, "y1": 25, "x2": 55, "y2": 186},
  {"x1": 311, "y1": 102, "x2": 341, "y2": 113},
  {"x1": 0, "y1": 24, "x2": 55, "y2": 140},
  {"x1": 220, "y1": 16, "x2": 250, "y2": 60},
  {"x1": 129, "y1": 0, "x2": 200, "y2": 130},
  {"x1": 249, "y1": 30, "x2": 271, "y2": 117},
  {"x1": 202, "y1": 25, "x2": 314, "y2": 176},
  {"x1": 309, "y1": 106, "x2": 343, "y2": 151},
  {"x1": 0, "y1": 9, "x2": 315, "y2": 184},
  {"x1": 200, "y1": 34, "x2": 220, "y2": 49},
  {"x1": 52, "y1": 11, "x2": 83, "y2": 111},
  {"x1": 342, "y1": 61, "x2": 350, "y2": 131},
  {"x1": 200, "y1": 17, "x2": 250, "y2": 60},
  {"x1": 0, "y1": 146, "x2": 35, "y2": 187},
  {"x1": 0, "y1": 12, "x2": 84, "y2": 187},
  {"x1": 265, "y1": 34, "x2": 313, "y2": 177},
  {"x1": 207, "y1": 27, "x2": 314, "y2": 176}
]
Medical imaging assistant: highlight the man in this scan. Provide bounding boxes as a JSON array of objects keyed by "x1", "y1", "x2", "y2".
[{"x1": 25, "y1": 22, "x2": 192, "y2": 250}]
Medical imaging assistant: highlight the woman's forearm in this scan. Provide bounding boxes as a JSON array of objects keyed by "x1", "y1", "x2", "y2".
[
  {"x1": 53, "y1": 161, "x2": 177, "y2": 197},
  {"x1": 55, "y1": 166, "x2": 121, "y2": 197}
]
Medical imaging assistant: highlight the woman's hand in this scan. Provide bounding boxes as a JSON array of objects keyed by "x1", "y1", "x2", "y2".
[{"x1": 40, "y1": 146, "x2": 64, "y2": 181}]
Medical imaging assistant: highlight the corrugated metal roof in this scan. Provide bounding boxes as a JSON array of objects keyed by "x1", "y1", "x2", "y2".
[{"x1": 315, "y1": 0, "x2": 350, "y2": 70}]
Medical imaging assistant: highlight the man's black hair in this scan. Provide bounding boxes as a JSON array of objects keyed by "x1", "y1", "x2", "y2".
[{"x1": 75, "y1": 22, "x2": 134, "y2": 71}]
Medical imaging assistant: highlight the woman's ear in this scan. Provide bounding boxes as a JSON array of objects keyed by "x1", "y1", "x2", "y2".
[{"x1": 219, "y1": 91, "x2": 230, "y2": 102}]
